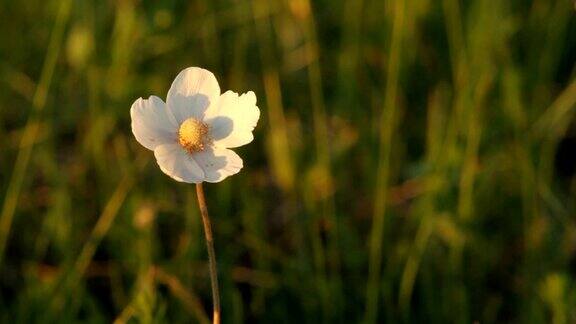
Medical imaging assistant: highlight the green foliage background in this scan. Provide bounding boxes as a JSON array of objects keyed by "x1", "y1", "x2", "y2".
[{"x1": 1, "y1": 0, "x2": 576, "y2": 322}]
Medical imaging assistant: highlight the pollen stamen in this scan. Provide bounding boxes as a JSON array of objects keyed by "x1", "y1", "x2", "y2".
[{"x1": 178, "y1": 118, "x2": 210, "y2": 153}]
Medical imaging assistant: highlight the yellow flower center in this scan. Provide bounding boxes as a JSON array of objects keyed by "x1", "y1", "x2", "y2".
[{"x1": 178, "y1": 118, "x2": 209, "y2": 153}]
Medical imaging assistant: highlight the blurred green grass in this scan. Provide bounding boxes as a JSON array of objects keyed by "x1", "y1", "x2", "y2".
[{"x1": 1, "y1": 0, "x2": 576, "y2": 322}]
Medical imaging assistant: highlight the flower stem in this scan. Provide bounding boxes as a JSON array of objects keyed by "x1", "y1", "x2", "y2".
[{"x1": 195, "y1": 183, "x2": 221, "y2": 324}]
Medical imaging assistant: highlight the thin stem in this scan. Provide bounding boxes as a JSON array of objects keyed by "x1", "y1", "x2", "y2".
[{"x1": 195, "y1": 183, "x2": 221, "y2": 324}]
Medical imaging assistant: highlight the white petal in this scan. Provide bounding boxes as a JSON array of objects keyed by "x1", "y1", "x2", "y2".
[
  {"x1": 166, "y1": 67, "x2": 221, "y2": 125},
  {"x1": 192, "y1": 146, "x2": 243, "y2": 183},
  {"x1": 130, "y1": 96, "x2": 178, "y2": 150},
  {"x1": 154, "y1": 143, "x2": 205, "y2": 183},
  {"x1": 206, "y1": 91, "x2": 260, "y2": 148}
]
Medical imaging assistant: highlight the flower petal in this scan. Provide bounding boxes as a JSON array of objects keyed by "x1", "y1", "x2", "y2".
[
  {"x1": 206, "y1": 91, "x2": 260, "y2": 148},
  {"x1": 166, "y1": 67, "x2": 221, "y2": 125},
  {"x1": 154, "y1": 143, "x2": 205, "y2": 183},
  {"x1": 192, "y1": 146, "x2": 243, "y2": 183},
  {"x1": 131, "y1": 96, "x2": 178, "y2": 150}
]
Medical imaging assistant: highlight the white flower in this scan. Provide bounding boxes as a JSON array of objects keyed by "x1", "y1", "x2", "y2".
[{"x1": 130, "y1": 67, "x2": 260, "y2": 183}]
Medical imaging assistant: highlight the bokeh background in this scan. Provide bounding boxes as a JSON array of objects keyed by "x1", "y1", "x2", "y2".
[{"x1": 1, "y1": 0, "x2": 576, "y2": 323}]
